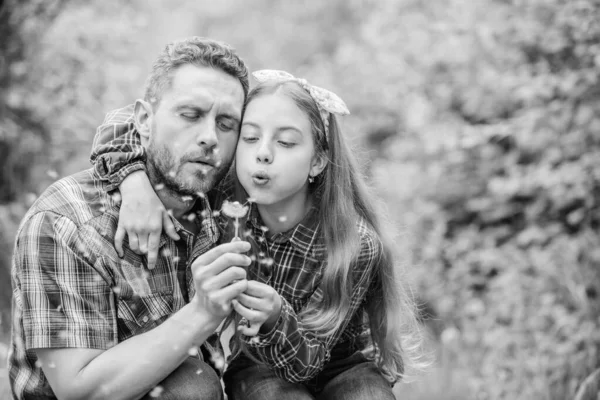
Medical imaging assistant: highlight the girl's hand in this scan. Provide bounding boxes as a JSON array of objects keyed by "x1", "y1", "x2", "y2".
[
  {"x1": 115, "y1": 170, "x2": 179, "y2": 269},
  {"x1": 232, "y1": 280, "x2": 282, "y2": 337}
]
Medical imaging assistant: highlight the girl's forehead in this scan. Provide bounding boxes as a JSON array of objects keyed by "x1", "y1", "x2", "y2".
[{"x1": 246, "y1": 93, "x2": 308, "y2": 119}]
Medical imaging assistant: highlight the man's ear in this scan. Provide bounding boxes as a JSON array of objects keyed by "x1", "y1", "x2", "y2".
[
  {"x1": 134, "y1": 99, "x2": 153, "y2": 139},
  {"x1": 309, "y1": 154, "x2": 328, "y2": 179}
]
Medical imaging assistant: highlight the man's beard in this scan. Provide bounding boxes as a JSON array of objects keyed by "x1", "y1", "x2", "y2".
[{"x1": 146, "y1": 140, "x2": 230, "y2": 198}]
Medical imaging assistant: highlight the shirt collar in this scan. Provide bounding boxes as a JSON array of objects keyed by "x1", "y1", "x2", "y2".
[
  {"x1": 158, "y1": 194, "x2": 219, "y2": 248},
  {"x1": 247, "y1": 202, "x2": 325, "y2": 259}
]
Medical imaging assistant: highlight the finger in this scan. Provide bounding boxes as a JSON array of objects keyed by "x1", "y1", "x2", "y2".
[
  {"x1": 243, "y1": 281, "x2": 272, "y2": 297},
  {"x1": 129, "y1": 234, "x2": 140, "y2": 254},
  {"x1": 238, "y1": 324, "x2": 260, "y2": 337},
  {"x1": 232, "y1": 299, "x2": 263, "y2": 322},
  {"x1": 146, "y1": 232, "x2": 161, "y2": 270},
  {"x1": 138, "y1": 232, "x2": 149, "y2": 255},
  {"x1": 208, "y1": 266, "x2": 248, "y2": 290},
  {"x1": 192, "y1": 241, "x2": 251, "y2": 268},
  {"x1": 194, "y1": 253, "x2": 251, "y2": 278},
  {"x1": 236, "y1": 292, "x2": 267, "y2": 311},
  {"x1": 211, "y1": 280, "x2": 248, "y2": 305},
  {"x1": 115, "y1": 225, "x2": 126, "y2": 258},
  {"x1": 163, "y1": 211, "x2": 180, "y2": 241}
]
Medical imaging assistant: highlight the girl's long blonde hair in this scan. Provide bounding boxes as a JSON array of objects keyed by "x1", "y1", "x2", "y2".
[{"x1": 234, "y1": 80, "x2": 426, "y2": 381}]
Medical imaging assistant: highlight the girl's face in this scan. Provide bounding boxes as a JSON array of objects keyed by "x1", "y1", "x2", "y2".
[{"x1": 236, "y1": 92, "x2": 325, "y2": 209}]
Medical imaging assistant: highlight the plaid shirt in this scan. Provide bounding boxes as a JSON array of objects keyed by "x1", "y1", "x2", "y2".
[
  {"x1": 231, "y1": 207, "x2": 378, "y2": 383},
  {"x1": 87, "y1": 106, "x2": 379, "y2": 384},
  {"x1": 9, "y1": 157, "x2": 220, "y2": 398}
]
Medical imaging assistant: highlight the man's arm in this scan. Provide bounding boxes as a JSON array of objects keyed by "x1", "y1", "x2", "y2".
[
  {"x1": 16, "y1": 210, "x2": 250, "y2": 400},
  {"x1": 36, "y1": 301, "x2": 219, "y2": 400}
]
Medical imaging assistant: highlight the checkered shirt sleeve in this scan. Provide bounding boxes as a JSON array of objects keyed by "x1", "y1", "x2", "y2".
[
  {"x1": 13, "y1": 210, "x2": 116, "y2": 352},
  {"x1": 90, "y1": 105, "x2": 145, "y2": 191}
]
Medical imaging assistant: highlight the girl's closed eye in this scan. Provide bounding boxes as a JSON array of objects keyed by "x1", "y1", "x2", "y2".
[
  {"x1": 242, "y1": 135, "x2": 259, "y2": 143},
  {"x1": 277, "y1": 139, "x2": 296, "y2": 148}
]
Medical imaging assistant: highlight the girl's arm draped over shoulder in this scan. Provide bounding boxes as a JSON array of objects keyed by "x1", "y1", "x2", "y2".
[
  {"x1": 241, "y1": 226, "x2": 381, "y2": 383},
  {"x1": 90, "y1": 105, "x2": 177, "y2": 268}
]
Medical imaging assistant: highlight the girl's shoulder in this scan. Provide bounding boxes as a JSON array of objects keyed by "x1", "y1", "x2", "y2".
[{"x1": 355, "y1": 218, "x2": 383, "y2": 261}]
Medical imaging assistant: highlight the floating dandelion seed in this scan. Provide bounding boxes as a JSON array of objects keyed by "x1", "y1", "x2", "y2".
[
  {"x1": 187, "y1": 213, "x2": 196, "y2": 222},
  {"x1": 99, "y1": 207, "x2": 106, "y2": 213},
  {"x1": 247, "y1": 197, "x2": 256, "y2": 203},
  {"x1": 111, "y1": 286, "x2": 121, "y2": 295},
  {"x1": 173, "y1": 256, "x2": 180, "y2": 263},
  {"x1": 249, "y1": 337, "x2": 260, "y2": 345},
  {"x1": 258, "y1": 236, "x2": 265, "y2": 243},
  {"x1": 221, "y1": 200, "x2": 249, "y2": 241},
  {"x1": 188, "y1": 347, "x2": 199, "y2": 356},
  {"x1": 142, "y1": 316, "x2": 149, "y2": 323},
  {"x1": 181, "y1": 195, "x2": 193, "y2": 202},
  {"x1": 250, "y1": 255, "x2": 257, "y2": 262},
  {"x1": 196, "y1": 368, "x2": 203, "y2": 375},
  {"x1": 47, "y1": 170, "x2": 59, "y2": 179},
  {"x1": 260, "y1": 226, "x2": 269, "y2": 233},
  {"x1": 168, "y1": 170, "x2": 176, "y2": 178},
  {"x1": 244, "y1": 230, "x2": 252, "y2": 238},
  {"x1": 154, "y1": 183, "x2": 165, "y2": 191},
  {"x1": 196, "y1": 191, "x2": 206, "y2": 199},
  {"x1": 149, "y1": 386, "x2": 163, "y2": 398},
  {"x1": 212, "y1": 210, "x2": 221, "y2": 217},
  {"x1": 161, "y1": 248, "x2": 172, "y2": 258},
  {"x1": 278, "y1": 215, "x2": 288, "y2": 222},
  {"x1": 215, "y1": 161, "x2": 222, "y2": 167},
  {"x1": 48, "y1": 361, "x2": 56, "y2": 368},
  {"x1": 201, "y1": 210, "x2": 209, "y2": 218}
]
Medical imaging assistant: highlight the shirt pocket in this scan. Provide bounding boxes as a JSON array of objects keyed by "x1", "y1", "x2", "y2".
[{"x1": 117, "y1": 292, "x2": 174, "y2": 340}]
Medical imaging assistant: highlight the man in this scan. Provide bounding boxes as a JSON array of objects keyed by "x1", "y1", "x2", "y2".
[{"x1": 9, "y1": 37, "x2": 250, "y2": 400}]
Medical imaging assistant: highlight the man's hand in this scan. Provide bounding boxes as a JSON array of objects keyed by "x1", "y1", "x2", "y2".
[
  {"x1": 232, "y1": 280, "x2": 282, "y2": 337},
  {"x1": 115, "y1": 170, "x2": 179, "y2": 269},
  {"x1": 190, "y1": 241, "x2": 252, "y2": 324}
]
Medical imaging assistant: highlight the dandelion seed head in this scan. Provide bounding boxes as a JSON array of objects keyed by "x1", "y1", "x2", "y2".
[
  {"x1": 187, "y1": 213, "x2": 196, "y2": 222},
  {"x1": 221, "y1": 200, "x2": 249, "y2": 219},
  {"x1": 154, "y1": 183, "x2": 165, "y2": 191}
]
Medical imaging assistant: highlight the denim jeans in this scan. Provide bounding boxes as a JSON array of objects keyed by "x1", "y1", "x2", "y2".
[
  {"x1": 141, "y1": 356, "x2": 224, "y2": 400},
  {"x1": 223, "y1": 351, "x2": 395, "y2": 400}
]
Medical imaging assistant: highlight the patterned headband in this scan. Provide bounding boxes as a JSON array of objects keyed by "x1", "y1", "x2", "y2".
[{"x1": 252, "y1": 69, "x2": 350, "y2": 139}]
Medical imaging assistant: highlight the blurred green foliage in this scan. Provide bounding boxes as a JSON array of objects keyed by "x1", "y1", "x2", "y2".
[{"x1": 1, "y1": 0, "x2": 599, "y2": 398}]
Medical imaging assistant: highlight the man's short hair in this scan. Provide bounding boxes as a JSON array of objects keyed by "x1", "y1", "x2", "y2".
[{"x1": 144, "y1": 36, "x2": 249, "y2": 107}]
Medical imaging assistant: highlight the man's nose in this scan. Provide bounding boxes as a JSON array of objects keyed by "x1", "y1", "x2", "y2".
[{"x1": 195, "y1": 119, "x2": 218, "y2": 150}]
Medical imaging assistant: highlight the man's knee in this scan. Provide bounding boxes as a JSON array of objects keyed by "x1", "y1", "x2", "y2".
[{"x1": 145, "y1": 357, "x2": 224, "y2": 400}]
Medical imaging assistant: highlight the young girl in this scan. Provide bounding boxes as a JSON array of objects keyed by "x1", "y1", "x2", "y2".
[{"x1": 91, "y1": 70, "x2": 425, "y2": 399}]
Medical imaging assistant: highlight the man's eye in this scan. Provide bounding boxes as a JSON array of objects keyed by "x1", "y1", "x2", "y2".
[
  {"x1": 180, "y1": 113, "x2": 199, "y2": 121},
  {"x1": 218, "y1": 121, "x2": 234, "y2": 131}
]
